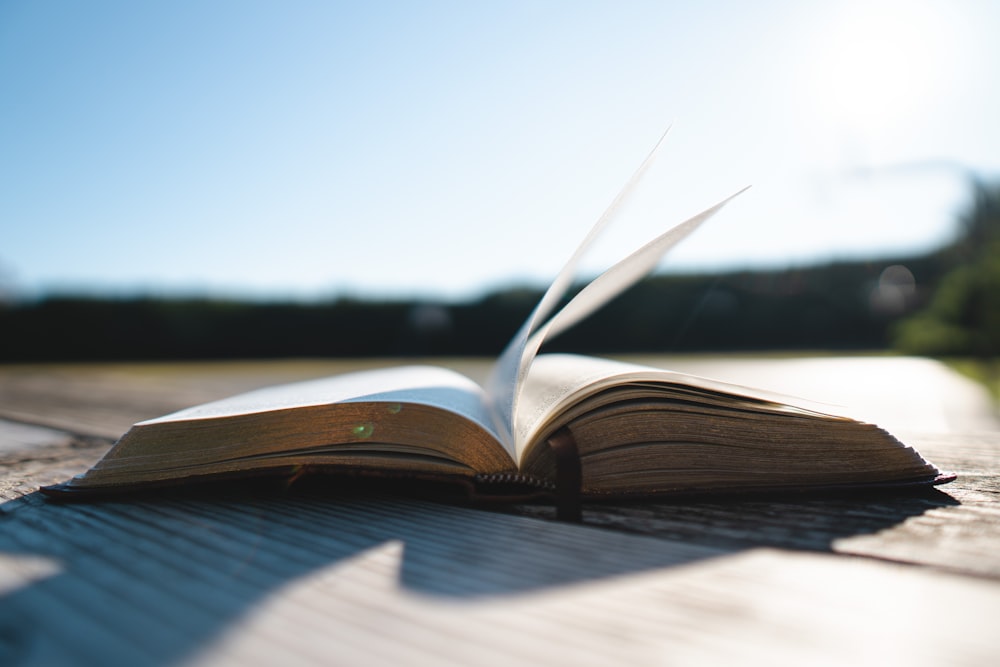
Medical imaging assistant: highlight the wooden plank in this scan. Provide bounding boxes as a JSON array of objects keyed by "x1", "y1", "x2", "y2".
[
  {"x1": 1, "y1": 354, "x2": 999, "y2": 580},
  {"x1": 6, "y1": 418, "x2": 1000, "y2": 584},
  {"x1": 1, "y1": 356, "x2": 1000, "y2": 664},
  {"x1": 0, "y1": 421, "x2": 107, "y2": 503},
  {"x1": 2, "y1": 491, "x2": 999, "y2": 666},
  {"x1": 505, "y1": 432, "x2": 1000, "y2": 579},
  {"x1": 833, "y1": 433, "x2": 1000, "y2": 576}
]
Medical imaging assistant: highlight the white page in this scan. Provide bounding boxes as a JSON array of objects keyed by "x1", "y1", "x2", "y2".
[
  {"x1": 511, "y1": 190, "x2": 746, "y2": 454},
  {"x1": 140, "y1": 365, "x2": 498, "y2": 441},
  {"x1": 485, "y1": 129, "x2": 673, "y2": 446},
  {"x1": 515, "y1": 353, "x2": 841, "y2": 457},
  {"x1": 528, "y1": 188, "x2": 749, "y2": 348},
  {"x1": 485, "y1": 144, "x2": 747, "y2": 454}
]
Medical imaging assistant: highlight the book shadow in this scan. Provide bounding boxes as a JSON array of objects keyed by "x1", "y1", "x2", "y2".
[
  {"x1": 0, "y1": 484, "x2": 958, "y2": 665},
  {"x1": 505, "y1": 485, "x2": 962, "y2": 553}
]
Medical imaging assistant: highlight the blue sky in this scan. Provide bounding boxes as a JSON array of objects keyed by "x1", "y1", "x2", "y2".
[{"x1": 3, "y1": 0, "x2": 998, "y2": 301}]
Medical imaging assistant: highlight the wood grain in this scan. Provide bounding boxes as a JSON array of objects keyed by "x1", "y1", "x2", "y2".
[
  {"x1": 2, "y1": 357, "x2": 999, "y2": 665},
  {"x1": 3, "y1": 488, "x2": 999, "y2": 665}
]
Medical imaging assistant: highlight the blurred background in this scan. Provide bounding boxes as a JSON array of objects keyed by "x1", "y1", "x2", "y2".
[{"x1": 2, "y1": 0, "x2": 998, "y2": 364}]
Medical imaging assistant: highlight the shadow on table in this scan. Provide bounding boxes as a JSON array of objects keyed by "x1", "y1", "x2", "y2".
[
  {"x1": 509, "y1": 486, "x2": 961, "y2": 552},
  {"x1": 0, "y1": 483, "x2": 957, "y2": 665}
]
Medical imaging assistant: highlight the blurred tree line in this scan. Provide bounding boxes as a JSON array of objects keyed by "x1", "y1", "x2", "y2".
[
  {"x1": 892, "y1": 179, "x2": 1000, "y2": 360},
  {"x1": 0, "y1": 256, "x2": 948, "y2": 362},
  {"x1": 1, "y1": 178, "x2": 996, "y2": 363}
]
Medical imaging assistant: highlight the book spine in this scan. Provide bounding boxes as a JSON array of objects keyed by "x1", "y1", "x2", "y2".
[
  {"x1": 473, "y1": 428, "x2": 583, "y2": 523},
  {"x1": 472, "y1": 472, "x2": 555, "y2": 490}
]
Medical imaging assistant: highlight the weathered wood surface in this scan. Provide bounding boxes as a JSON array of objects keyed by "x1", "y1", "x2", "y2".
[{"x1": 1, "y1": 357, "x2": 999, "y2": 665}]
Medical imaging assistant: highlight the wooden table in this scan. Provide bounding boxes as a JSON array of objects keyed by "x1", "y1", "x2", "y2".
[{"x1": 2, "y1": 356, "x2": 999, "y2": 666}]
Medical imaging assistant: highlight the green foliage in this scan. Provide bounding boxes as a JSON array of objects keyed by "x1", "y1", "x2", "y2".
[
  {"x1": 1, "y1": 256, "x2": 935, "y2": 362},
  {"x1": 15, "y1": 188, "x2": 1000, "y2": 362},
  {"x1": 894, "y1": 179, "x2": 1000, "y2": 358}
]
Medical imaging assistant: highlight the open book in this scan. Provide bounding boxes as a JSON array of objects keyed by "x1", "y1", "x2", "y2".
[{"x1": 43, "y1": 135, "x2": 952, "y2": 514}]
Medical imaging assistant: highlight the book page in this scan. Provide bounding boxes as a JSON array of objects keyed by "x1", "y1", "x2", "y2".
[
  {"x1": 526, "y1": 188, "x2": 748, "y2": 347},
  {"x1": 484, "y1": 128, "x2": 748, "y2": 456},
  {"x1": 503, "y1": 187, "x2": 746, "y2": 459},
  {"x1": 485, "y1": 129, "x2": 673, "y2": 449},
  {"x1": 515, "y1": 354, "x2": 849, "y2": 459},
  {"x1": 142, "y1": 365, "x2": 501, "y2": 444},
  {"x1": 67, "y1": 364, "x2": 517, "y2": 490}
]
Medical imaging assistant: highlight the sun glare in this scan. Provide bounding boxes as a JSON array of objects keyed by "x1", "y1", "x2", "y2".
[{"x1": 808, "y1": 1, "x2": 961, "y2": 134}]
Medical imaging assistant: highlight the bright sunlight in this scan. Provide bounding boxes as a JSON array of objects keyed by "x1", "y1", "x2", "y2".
[{"x1": 808, "y1": 0, "x2": 963, "y2": 134}]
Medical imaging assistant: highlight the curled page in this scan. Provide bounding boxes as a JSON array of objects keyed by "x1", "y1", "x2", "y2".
[
  {"x1": 485, "y1": 129, "x2": 672, "y2": 448},
  {"x1": 512, "y1": 187, "x2": 748, "y2": 452},
  {"x1": 484, "y1": 130, "x2": 748, "y2": 455},
  {"x1": 532, "y1": 187, "x2": 750, "y2": 346}
]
